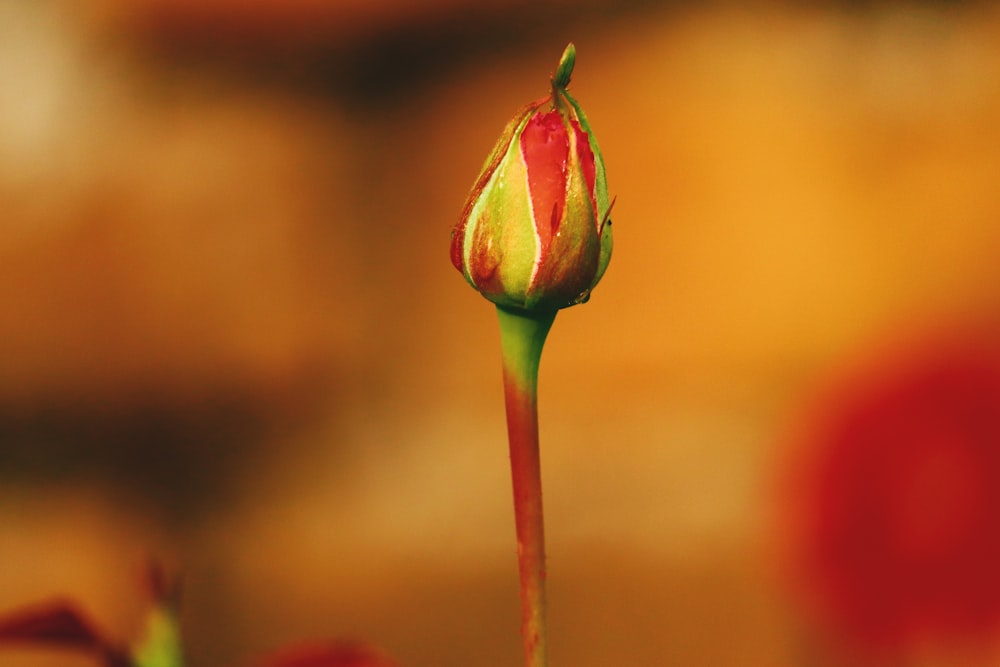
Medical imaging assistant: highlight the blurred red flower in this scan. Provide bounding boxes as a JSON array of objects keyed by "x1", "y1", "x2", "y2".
[
  {"x1": 788, "y1": 331, "x2": 1000, "y2": 654},
  {"x1": 254, "y1": 641, "x2": 399, "y2": 667},
  {"x1": 0, "y1": 562, "x2": 398, "y2": 667},
  {"x1": 0, "y1": 601, "x2": 130, "y2": 667}
]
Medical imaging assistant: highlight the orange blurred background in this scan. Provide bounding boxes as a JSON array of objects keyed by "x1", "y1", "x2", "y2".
[{"x1": 2, "y1": 1, "x2": 1000, "y2": 665}]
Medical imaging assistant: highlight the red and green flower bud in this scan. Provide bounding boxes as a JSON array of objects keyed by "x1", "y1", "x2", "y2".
[{"x1": 451, "y1": 44, "x2": 613, "y2": 312}]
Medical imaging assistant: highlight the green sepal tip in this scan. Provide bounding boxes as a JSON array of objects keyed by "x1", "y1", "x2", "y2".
[{"x1": 553, "y1": 43, "x2": 576, "y2": 89}]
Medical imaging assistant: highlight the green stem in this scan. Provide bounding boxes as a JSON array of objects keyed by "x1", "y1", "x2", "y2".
[{"x1": 496, "y1": 305, "x2": 557, "y2": 667}]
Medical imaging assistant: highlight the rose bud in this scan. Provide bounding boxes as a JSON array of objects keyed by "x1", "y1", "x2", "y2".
[{"x1": 450, "y1": 43, "x2": 614, "y2": 312}]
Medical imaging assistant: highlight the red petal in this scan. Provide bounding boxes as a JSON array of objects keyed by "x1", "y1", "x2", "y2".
[
  {"x1": 520, "y1": 111, "x2": 569, "y2": 254},
  {"x1": 0, "y1": 601, "x2": 131, "y2": 667},
  {"x1": 0, "y1": 602, "x2": 104, "y2": 647},
  {"x1": 256, "y1": 641, "x2": 399, "y2": 667}
]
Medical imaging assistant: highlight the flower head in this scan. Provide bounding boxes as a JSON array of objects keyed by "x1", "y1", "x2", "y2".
[
  {"x1": 450, "y1": 43, "x2": 613, "y2": 312},
  {"x1": 786, "y1": 331, "x2": 1000, "y2": 655}
]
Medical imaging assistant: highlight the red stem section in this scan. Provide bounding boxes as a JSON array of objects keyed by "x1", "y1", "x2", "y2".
[
  {"x1": 496, "y1": 306, "x2": 556, "y2": 667},
  {"x1": 504, "y1": 374, "x2": 547, "y2": 667}
]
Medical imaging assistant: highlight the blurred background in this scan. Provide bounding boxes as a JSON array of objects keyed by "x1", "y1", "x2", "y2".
[{"x1": 2, "y1": 0, "x2": 1000, "y2": 665}]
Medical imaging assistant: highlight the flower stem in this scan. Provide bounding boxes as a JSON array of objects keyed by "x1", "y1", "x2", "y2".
[{"x1": 496, "y1": 305, "x2": 557, "y2": 667}]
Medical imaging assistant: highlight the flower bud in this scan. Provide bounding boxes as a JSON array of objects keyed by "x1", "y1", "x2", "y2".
[{"x1": 451, "y1": 44, "x2": 613, "y2": 311}]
